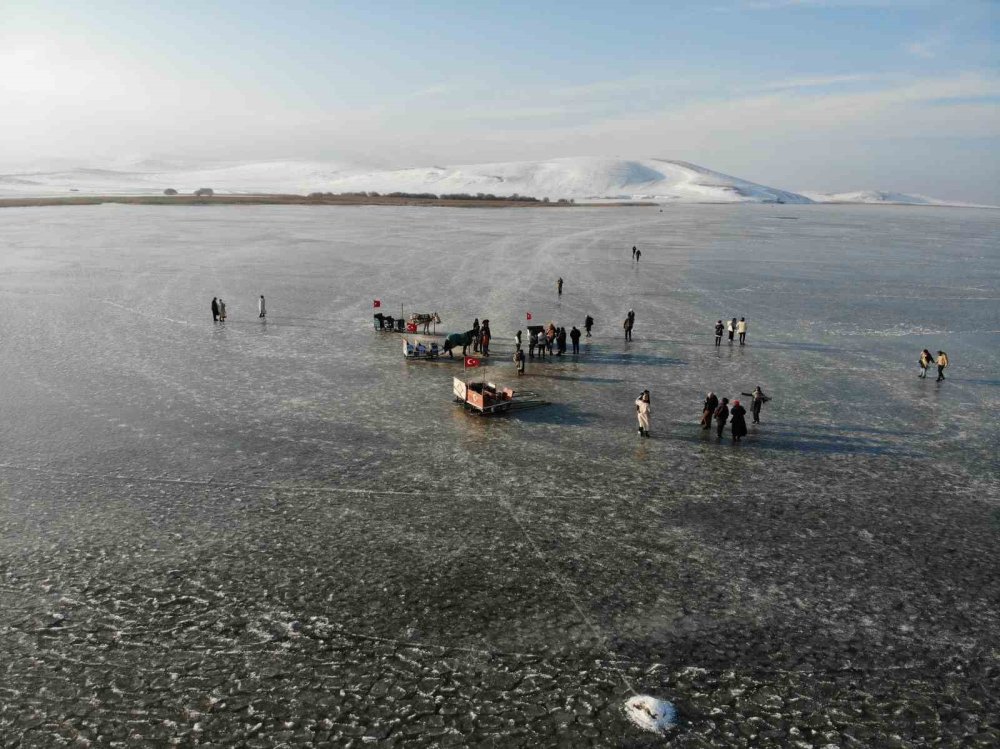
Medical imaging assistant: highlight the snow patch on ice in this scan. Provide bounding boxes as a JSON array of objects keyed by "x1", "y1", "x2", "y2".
[{"x1": 624, "y1": 694, "x2": 677, "y2": 734}]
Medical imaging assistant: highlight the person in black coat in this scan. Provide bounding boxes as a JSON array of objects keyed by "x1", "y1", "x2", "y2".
[
  {"x1": 714, "y1": 398, "x2": 729, "y2": 439},
  {"x1": 556, "y1": 327, "x2": 567, "y2": 355},
  {"x1": 730, "y1": 399, "x2": 748, "y2": 442},
  {"x1": 211, "y1": 297, "x2": 219, "y2": 322},
  {"x1": 585, "y1": 315, "x2": 594, "y2": 337},
  {"x1": 570, "y1": 326, "x2": 581, "y2": 354},
  {"x1": 714, "y1": 320, "x2": 724, "y2": 346},
  {"x1": 472, "y1": 319, "x2": 481, "y2": 352},
  {"x1": 701, "y1": 392, "x2": 718, "y2": 430}
]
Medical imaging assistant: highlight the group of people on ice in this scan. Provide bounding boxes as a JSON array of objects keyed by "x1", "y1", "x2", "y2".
[
  {"x1": 210, "y1": 295, "x2": 266, "y2": 322},
  {"x1": 714, "y1": 317, "x2": 748, "y2": 346},
  {"x1": 698, "y1": 387, "x2": 770, "y2": 441},
  {"x1": 918, "y1": 349, "x2": 949, "y2": 381}
]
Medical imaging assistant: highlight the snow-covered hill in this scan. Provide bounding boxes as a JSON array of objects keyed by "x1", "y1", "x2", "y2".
[
  {"x1": 801, "y1": 190, "x2": 992, "y2": 207},
  {"x1": 313, "y1": 157, "x2": 814, "y2": 204},
  {"x1": 0, "y1": 157, "x2": 811, "y2": 203}
]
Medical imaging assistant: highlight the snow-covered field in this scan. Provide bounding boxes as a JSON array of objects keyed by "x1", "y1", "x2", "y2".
[
  {"x1": 1, "y1": 203, "x2": 998, "y2": 746},
  {"x1": 2, "y1": 156, "x2": 986, "y2": 206}
]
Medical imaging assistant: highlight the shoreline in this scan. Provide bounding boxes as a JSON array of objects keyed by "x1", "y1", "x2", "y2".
[{"x1": 0, "y1": 194, "x2": 657, "y2": 209}]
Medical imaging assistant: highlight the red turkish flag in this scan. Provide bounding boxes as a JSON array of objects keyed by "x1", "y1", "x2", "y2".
[
  {"x1": 373, "y1": 299, "x2": 381, "y2": 308},
  {"x1": 406, "y1": 323, "x2": 417, "y2": 333},
  {"x1": 526, "y1": 312, "x2": 532, "y2": 320},
  {"x1": 464, "y1": 357, "x2": 481, "y2": 369}
]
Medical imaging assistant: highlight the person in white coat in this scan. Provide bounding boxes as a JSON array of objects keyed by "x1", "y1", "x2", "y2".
[
  {"x1": 635, "y1": 390, "x2": 651, "y2": 437},
  {"x1": 737, "y1": 317, "x2": 748, "y2": 345},
  {"x1": 258, "y1": 295, "x2": 266, "y2": 319}
]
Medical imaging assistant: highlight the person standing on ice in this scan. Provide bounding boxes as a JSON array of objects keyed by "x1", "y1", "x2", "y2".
[
  {"x1": 514, "y1": 330, "x2": 522, "y2": 351},
  {"x1": 701, "y1": 392, "x2": 718, "y2": 430},
  {"x1": 570, "y1": 326, "x2": 581, "y2": 355},
  {"x1": 730, "y1": 399, "x2": 748, "y2": 442},
  {"x1": 632, "y1": 245, "x2": 637, "y2": 260},
  {"x1": 635, "y1": 390, "x2": 651, "y2": 437},
  {"x1": 714, "y1": 397, "x2": 729, "y2": 439},
  {"x1": 556, "y1": 327, "x2": 567, "y2": 355},
  {"x1": 211, "y1": 297, "x2": 219, "y2": 322},
  {"x1": 635, "y1": 249, "x2": 641, "y2": 262},
  {"x1": 714, "y1": 320, "x2": 724, "y2": 346},
  {"x1": 219, "y1": 299, "x2": 227, "y2": 322},
  {"x1": 557, "y1": 277, "x2": 564, "y2": 296},
  {"x1": 728, "y1": 318, "x2": 736, "y2": 344},
  {"x1": 480, "y1": 320, "x2": 491, "y2": 357},
  {"x1": 918, "y1": 349, "x2": 934, "y2": 378},
  {"x1": 737, "y1": 317, "x2": 748, "y2": 345},
  {"x1": 472, "y1": 318, "x2": 481, "y2": 353},
  {"x1": 514, "y1": 348, "x2": 525, "y2": 376},
  {"x1": 585, "y1": 315, "x2": 594, "y2": 337},
  {"x1": 936, "y1": 351, "x2": 949, "y2": 381},
  {"x1": 742, "y1": 386, "x2": 770, "y2": 424},
  {"x1": 258, "y1": 295, "x2": 266, "y2": 319}
]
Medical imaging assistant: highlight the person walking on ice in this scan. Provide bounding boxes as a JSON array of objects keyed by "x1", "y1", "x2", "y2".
[
  {"x1": 211, "y1": 297, "x2": 219, "y2": 322},
  {"x1": 585, "y1": 315, "x2": 594, "y2": 337},
  {"x1": 737, "y1": 317, "x2": 748, "y2": 345},
  {"x1": 570, "y1": 326, "x2": 581, "y2": 355},
  {"x1": 635, "y1": 249, "x2": 641, "y2": 262},
  {"x1": 624, "y1": 313, "x2": 634, "y2": 342},
  {"x1": 557, "y1": 277, "x2": 564, "y2": 296},
  {"x1": 936, "y1": 351, "x2": 949, "y2": 381},
  {"x1": 632, "y1": 245, "x2": 637, "y2": 260},
  {"x1": 742, "y1": 386, "x2": 770, "y2": 424},
  {"x1": 714, "y1": 320, "x2": 724, "y2": 346},
  {"x1": 258, "y1": 295, "x2": 266, "y2": 319},
  {"x1": 918, "y1": 349, "x2": 934, "y2": 378},
  {"x1": 728, "y1": 317, "x2": 736, "y2": 344},
  {"x1": 635, "y1": 390, "x2": 651, "y2": 438}
]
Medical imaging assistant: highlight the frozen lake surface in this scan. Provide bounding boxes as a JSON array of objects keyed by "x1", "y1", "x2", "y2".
[{"x1": 1, "y1": 203, "x2": 998, "y2": 746}]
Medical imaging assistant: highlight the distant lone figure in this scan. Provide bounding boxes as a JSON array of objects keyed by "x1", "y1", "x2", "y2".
[
  {"x1": 211, "y1": 297, "x2": 219, "y2": 322},
  {"x1": 918, "y1": 349, "x2": 934, "y2": 378},
  {"x1": 714, "y1": 320, "x2": 724, "y2": 346},
  {"x1": 585, "y1": 315, "x2": 594, "y2": 337},
  {"x1": 624, "y1": 314, "x2": 634, "y2": 342},
  {"x1": 635, "y1": 390, "x2": 651, "y2": 438},
  {"x1": 219, "y1": 299, "x2": 227, "y2": 322},
  {"x1": 737, "y1": 317, "x2": 747, "y2": 345},
  {"x1": 701, "y1": 392, "x2": 718, "y2": 430},
  {"x1": 557, "y1": 277, "x2": 564, "y2": 296},
  {"x1": 570, "y1": 326, "x2": 581, "y2": 355},
  {"x1": 730, "y1": 400, "x2": 748, "y2": 442},
  {"x1": 258, "y1": 295, "x2": 266, "y2": 319},
  {"x1": 936, "y1": 351, "x2": 949, "y2": 381},
  {"x1": 714, "y1": 398, "x2": 730, "y2": 439}
]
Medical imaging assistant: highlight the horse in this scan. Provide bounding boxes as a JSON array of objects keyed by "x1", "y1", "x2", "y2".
[
  {"x1": 442, "y1": 329, "x2": 476, "y2": 358},
  {"x1": 408, "y1": 312, "x2": 442, "y2": 334}
]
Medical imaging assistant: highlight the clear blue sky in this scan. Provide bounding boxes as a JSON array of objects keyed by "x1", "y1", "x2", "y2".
[{"x1": 3, "y1": 0, "x2": 998, "y2": 201}]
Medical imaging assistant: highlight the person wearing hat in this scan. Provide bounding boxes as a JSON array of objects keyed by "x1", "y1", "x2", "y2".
[
  {"x1": 936, "y1": 351, "x2": 949, "y2": 381},
  {"x1": 730, "y1": 399, "x2": 748, "y2": 442},
  {"x1": 635, "y1": 390, "x2": 651, "y2": 437}
]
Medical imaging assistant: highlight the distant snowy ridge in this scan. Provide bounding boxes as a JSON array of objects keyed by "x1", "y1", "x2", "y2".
[{"x1": 802, "y1": 190, "x2": 995, "y2": 208}]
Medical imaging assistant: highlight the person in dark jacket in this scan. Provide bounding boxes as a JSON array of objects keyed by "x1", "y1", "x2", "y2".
[
  {"x1": 556, "y1": 327, "x2": 567, "y2": 355},
  {"x1": 472, "y1": 318, "x2": 481, "y2": 352},
  {"x1": 701, "y1": 392, "x2": 718, "y2": 430},
  {"x1": 632, "y1": 245, "x2": 637, "y2": 260},
  {"x1": 729, "y1": 399, "x2": 748, "y2": 442},
  {"x1": 918, "y1": 349, "x2": 934, "y2": 378},
  {"x1": 585, "y1": 315, "x2": 594, "y2": 337},
  {"x1": 635, "y1": 249, "x2": 641, "y2": 262},
  {"x1": 714, "y1": 398, "x2": 729, "y2": 439},
  {"x1": 557, "y1": 277, "x2": 563, "y2": 296},
  {"x1": 741, "y1": 386, "x2": 770, "y2": 424},
  {"x1": 480, "y1": 320, "x2": 491, "y2": 357},
  {"x1": 570, "y1": 326, "x2": 581, "y2": 354},
  {"x1": 714, "y1": 320, "x2": 724, "y2": 346},
  {"x1": 211, "y1": 297, "x2": 219, "y2": 322}
]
